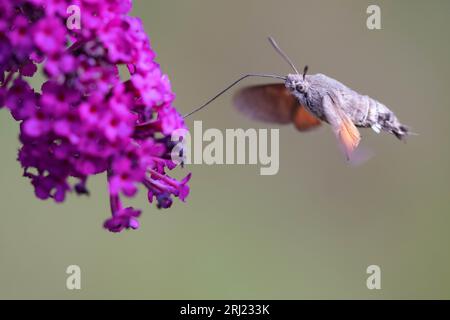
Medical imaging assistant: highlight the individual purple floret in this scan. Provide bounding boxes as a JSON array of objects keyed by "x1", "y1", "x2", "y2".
[{"x1": 0, "y1": 0, "x2": 190, "y2": 232}]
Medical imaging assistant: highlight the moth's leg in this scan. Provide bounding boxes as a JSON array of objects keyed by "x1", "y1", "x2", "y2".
[{"x1": 322, "y1": 93, "x2": 361, "y2": 159}]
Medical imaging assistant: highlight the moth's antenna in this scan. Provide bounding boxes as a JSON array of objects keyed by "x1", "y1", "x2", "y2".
[
  {"x1": 183, "y1": 73, "x2": 286, "y2": 118},
  {"x1": 268, "y1": 36, "x2": 300, "y2": 75},
  {"x1": 302, "y1": 65, "x2": 308, "y2": 80}
]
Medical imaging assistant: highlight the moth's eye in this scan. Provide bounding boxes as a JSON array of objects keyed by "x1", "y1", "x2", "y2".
[{"x1": 296, "y1": 84, "x2": 305, "y2": 92}]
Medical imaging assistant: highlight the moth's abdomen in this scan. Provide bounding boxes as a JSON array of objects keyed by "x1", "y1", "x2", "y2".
[{"x1": 359, "y1": 95, "x2": 409, "y2": 140}]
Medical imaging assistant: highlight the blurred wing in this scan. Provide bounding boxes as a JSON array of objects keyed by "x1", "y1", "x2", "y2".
[
  {"x1": 234, "y1": 84, "x2": 320, "y2": 130},
  {"x1": 348, "y1": 145, "x2": 374, "y2": 166},
  {"x1": 322, "y1": 93, "x2": 361, "y2": 159},
  {"x1": 293, "y1": 105, "x2": 322, "y2": 131}
]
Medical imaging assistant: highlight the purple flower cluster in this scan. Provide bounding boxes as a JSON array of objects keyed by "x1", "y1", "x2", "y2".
[{"x1": 0, "y1": 0, "x2": 191, "y2": 232}]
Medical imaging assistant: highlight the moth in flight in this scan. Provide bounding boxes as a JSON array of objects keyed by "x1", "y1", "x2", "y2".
[{"x1": 185, "y1": 37, "x2": 411, "y2": 159}]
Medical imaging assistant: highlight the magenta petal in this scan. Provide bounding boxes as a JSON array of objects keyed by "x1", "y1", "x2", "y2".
[
  {"x1": 23, "y1": 119, "x2": 45, "y2": 137},
  {"x1": 128, "y1": 218, "x2": 140, "y2": 230}
]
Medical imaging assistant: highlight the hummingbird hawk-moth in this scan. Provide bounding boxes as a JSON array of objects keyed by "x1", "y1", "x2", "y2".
[{"x1": 185, "y1": 37, "x2": 410, "y2": 159}]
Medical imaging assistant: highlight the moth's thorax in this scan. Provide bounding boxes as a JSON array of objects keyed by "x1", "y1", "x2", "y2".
[{"x1": 285, "y1": 73, "x2": 327, "y2": 120}]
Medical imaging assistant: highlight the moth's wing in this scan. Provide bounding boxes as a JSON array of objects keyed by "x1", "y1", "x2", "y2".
[
  {"x1": 293, "y1": 106, "x2": 322, "y2": 131},
  {"x1": 322, "y1": 92, "x2": 361, "y2": 159},
  {"x1": 233, "y1": 84, "x2": 321, "y2": 131},
  {"x1": 233, "y1": 83, "x2": 296, "y2": 123},
  {"x1": 348, "y1": 145, "x2": 374, "y2": 166}
]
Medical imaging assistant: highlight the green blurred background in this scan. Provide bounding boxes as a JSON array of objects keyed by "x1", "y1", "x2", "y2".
[{"x1": 1, "y1": 0, "x2": 450, "y2": 299}]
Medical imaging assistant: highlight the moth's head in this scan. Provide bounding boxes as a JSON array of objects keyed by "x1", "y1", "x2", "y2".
[{"x1": 285, "y1": 73, "x2": 310, "y2": 95}]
